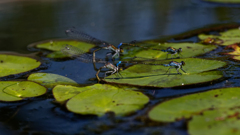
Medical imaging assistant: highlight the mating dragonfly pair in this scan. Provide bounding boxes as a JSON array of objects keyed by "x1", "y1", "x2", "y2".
[{"x1": 63, "y1": 28, "x2": 185, "y2": 81}]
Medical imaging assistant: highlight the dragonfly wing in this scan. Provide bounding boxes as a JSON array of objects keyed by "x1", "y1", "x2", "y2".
[{"x1": 65, "y1": 28, "x2": 109, "y2": 46}]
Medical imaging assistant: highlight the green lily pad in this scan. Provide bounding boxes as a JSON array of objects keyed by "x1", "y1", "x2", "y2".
[
  {"x1": 0, "y1": 81, "x2": 46, "y2": 101},
  {"x1": 30, "y1": 39, "x2": 95, "y2": 58},
  {"x1": 203, "y1": 0, "x2": 240, "y2": 3},
  {"x1": 122, "y1": 42, "x2": 216, "y2": 60},
  {"x1": 148, "y1": 87, "x2": 240, "y2": 122},
  {"x1": 199, "y1": 28, "x2": 240, "y2": 46},
  {"x1": 0, "y1": 54, "x2": 41, "y2": 77},
  {"x1": 105, "y1": 58, "x2": 226, "y2": 88},
  {"x1": 28, "y1": 73, "x2": 78, "y2": 88},
  {"x1": 189, "y1": 108, "x2": 240, "y2": 135},
  {"x1": 53, "y1": 85, "x2": 89, "y2": 103},
  {"x1": 66, "y1": 84, "x2": 149, "y2": 116}
]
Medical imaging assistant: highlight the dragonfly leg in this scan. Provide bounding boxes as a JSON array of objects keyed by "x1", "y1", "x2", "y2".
[
  {"x1": 166, "y1": 67, "x2": 174, "y2": 75},
  {"x1": 181, "y1": 68, "x2": 186, "y2": 73},
  {"x1": 118, "y1": 71, "x2": 123, "y2": 78},
  {"x1": 176, "y1": 67, "x2": 182, "y2": 74},
  {"x1": 112, "y1": 52, "x2": 118, "y2": 58},
  {"x1": 104, "y1": 71, "x2": 114, "y2": 79}
]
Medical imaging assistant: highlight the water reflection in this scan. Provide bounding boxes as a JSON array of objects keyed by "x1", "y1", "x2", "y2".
[{"x1": 0, "y1": 0, "x2": 240, "y2": 53}]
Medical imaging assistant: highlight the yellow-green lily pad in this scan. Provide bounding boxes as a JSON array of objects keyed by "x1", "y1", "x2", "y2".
[
  {"x1": 53, "y1": 85, "x2": 89, "y2": 103},
  {"x1": 30, "y1": 39, "x2": 95, "y2": 58},
  {"x1": 189, "y1": 108, "x2": 240, "y2": 135},
  {"x1": 66, "y1": 84, "x2": 149, "y2": 116},
  {"x1": 122, "y1": 42, "x2": 216, "y2": 60},
  {"x1": 105, "y1": 58, "x2": 226, "y2": 88},
  {"x1": 199, "y1": 28, "x2": 240, "y2": 46},
  {"x1": 28, "y1": 73, "x2": 78, "y2": 88},
  {"x1": 148, "y1": 87, "x2": 240, "y2": 122},
  {"x1": 0, "y1": 81, "x2": 46, "y2": 101},
  {"x1": 0, "y1": 54, "x2": 41, "y2": 77}
]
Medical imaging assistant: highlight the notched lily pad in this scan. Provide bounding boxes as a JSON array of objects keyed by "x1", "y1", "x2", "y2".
[
  {"x1": 0, "y1": 81, "x2": 46, "y2": 101},
  {"x1": 30, "y1": 39, "x2": 96, "y2": 58},
  {"x1": 199, "y1": 28, "x2": 240, "y2": 46},
  {"x1": 66, "y1": 84, "x2": 149, "y2": 116},
  {"x1": 53, "y1": 85, "x2": 89, "y2": 103},
  {"x1": 148, "y1": 87, "x2": 240, "y2": 122},
  {"x1": 189, "y1": 108, "x2": 240, "y2": 135},
  {"x1": 28, "y1": 73, "x2": 78, "y2": 88},
  {"x1": 122, "y1": 42, "x2": 216, "y2": 60},
  {"x1": 0, "y1": 54, "x2": 41, "y2": 77},
  {"x1": 104, "y1": 58, "x2": 226, "y2": 88}
]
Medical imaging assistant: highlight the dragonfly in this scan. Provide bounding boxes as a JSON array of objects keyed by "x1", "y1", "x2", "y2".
[
  {"x1": 96, "y1": 61, "x2": 123, "y2": 82},
  {"x1": 163, "y1": 61, "x2": 186, "y2": 75},
  {"x1": 61, "y1": 44, "x2": 123, "y2": 80},
  {"x1": 65, "y1": 28, "x2": 132, "y2": 61},
  {"x1": 119, "y1": 42, "x2": 182, "y2": 59}
]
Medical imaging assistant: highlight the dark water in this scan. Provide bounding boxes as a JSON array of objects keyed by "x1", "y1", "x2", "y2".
[{"x1": 0, "y1": 0, "x2": 240, "y2": 134}]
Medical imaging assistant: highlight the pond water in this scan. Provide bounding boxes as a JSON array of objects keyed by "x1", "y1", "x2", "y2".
[{"x1": 0, "y1": 0, "x2": 240, "y2": 134}]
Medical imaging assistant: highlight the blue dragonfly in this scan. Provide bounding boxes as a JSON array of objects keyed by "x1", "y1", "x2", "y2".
[
  {"x1": 119, "y1": 42, "x2": 182, "y2": 59},
  {"x1": 65, "y1": 28, "x2": 129, "y2": 61},
  {"x1": 96, "y1": 61, "x2": 123, "y2": 82},
  {"x1": 163, "y1": 61, "x2": 186, "y2": 75},
  {"x1": 61, "y1": 44, "x2": 123, "y2": 80}
]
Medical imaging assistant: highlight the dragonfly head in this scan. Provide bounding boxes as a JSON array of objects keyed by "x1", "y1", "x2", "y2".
[
  {"x1": 178, "y1": 48, "x2": 182, "y2": 52},
  {"x1": 181, "y1": 61, "x2": 185, "y2": 66}
]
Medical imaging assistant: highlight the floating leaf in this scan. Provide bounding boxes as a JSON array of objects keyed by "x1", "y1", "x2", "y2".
[
  {"x1": 189, "y1": 108, "x2": 240, "y2": 135},
  {"x1": 0, "y1": 81, "x2": 46, "y2": 101},
  {"x1": 105, "y1": 58, "x2": 226, "y2": 88},
  {"x1": 66, "y1": 84, "x2": 149, "y2": 116},
  {"x1": 0, "y1": 54, "x2": 41, "y2": 77},
  {"x1": 53, "y1": 85, "x2": 89, "y2": 103},
  {"x1": 30, "y1": 39, "x2": 95, "y2": 58},
  {"x1": 199, "y1": 28, "x2": 240, "y2": 46},
  {"x1": 121, "y1": 42, "x2": 216, "y2": 60},
  {"x1": 28, "y1": 73, "x2": 78, "y2": 88},
  {"x1": 148, "y1": 87, "x2": 240, "y2": 122}
]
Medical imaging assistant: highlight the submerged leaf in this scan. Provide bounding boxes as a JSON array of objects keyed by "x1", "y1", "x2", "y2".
[
  {"x1": 105, "y1": 58, "x2": 226, "y2": 88},
  {"x1": 28, "y1": 73, "x2": 78, "y2": 88},
  {"x1": 66, "y1": 84, "x2": 149, "y2": 116},
  {"x1": 0, "y1": 54, "x2": 41, "y2": 77},
  {"x1": 0, "y1": 81, "x2": 46, "y2": 101},
  {"x1": 148, "y1": 87, "x2": 240, "y2": 122}
]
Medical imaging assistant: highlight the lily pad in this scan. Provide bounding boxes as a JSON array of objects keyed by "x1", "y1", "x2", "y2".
[
  {"x1": 0, "y1": 54, "x2": 41, "y2": 77},
  {"x1": 105, "y1": 58, "x2": 226, "y2": 88},
  {"x1": 199, "y1": 28, "x2": 240, "y2": 46},
  {"x1": 148, "y1": 87, "x2": 240, "y2": 122},
  {"x1": 30, "y1": 39, "x2": 95, "y2": 58},
  {"x1": 189, "y1": 108, "x2": 240, "y2": 135},
  {"x1": 0, "y1": 81, "x2": 46, "y2": 101},
  {"x1": 66, "y1": 84, "x2": 149, "y2": 116},
  {"x1": 28, "y1": 73, "x2": 78, "y2": 88},
  {"x1": 53, "y1": 85, "x2": 89, "y2": 103},
  {"x1": 121, "y1": 42, "x2": 216, "y2": 60}
]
